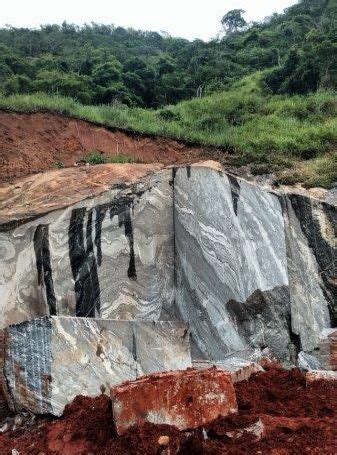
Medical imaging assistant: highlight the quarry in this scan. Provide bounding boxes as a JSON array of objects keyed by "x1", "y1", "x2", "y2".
[{"x1": 0, "y1": 111, "x2": 335, "y2": 454}]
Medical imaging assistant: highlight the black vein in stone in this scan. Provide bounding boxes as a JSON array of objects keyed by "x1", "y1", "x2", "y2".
[{"x1": 33, "y1": 225, "x2": 57, "y2": 316}]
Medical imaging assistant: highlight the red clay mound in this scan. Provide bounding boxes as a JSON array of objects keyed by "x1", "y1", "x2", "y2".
[
  {"x1": 0, "y1": 366, "x2": 335, "y2": 454},
  {"x1": 0, "y1": 111, "x2": 204, "y2": 183}
]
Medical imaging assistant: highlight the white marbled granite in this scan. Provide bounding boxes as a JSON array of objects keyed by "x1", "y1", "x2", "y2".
[{"x1": 1, "y1": 317, "x2": 191, "y2": 416}]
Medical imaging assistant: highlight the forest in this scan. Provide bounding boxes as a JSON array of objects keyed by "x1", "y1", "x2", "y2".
[{"x1": 0, "y1": 0, "x2": 335, "y2": 107}]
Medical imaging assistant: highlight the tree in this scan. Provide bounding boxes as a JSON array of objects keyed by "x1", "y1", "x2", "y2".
[
  {"x1": 221, "y1": 9, "x2": 247, "y2": 35},
  {"x1": 3, "y1": 75, "x2": 31, "y2": 95},
  {"x1": 92, "y1": 59, "x2": 122, "y2": 86},
  {"x1": 32, "y1": 70, "x2": 93, "y2": 103}
]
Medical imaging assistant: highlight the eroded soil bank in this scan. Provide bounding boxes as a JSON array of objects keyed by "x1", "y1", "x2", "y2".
[
  {"x1": 0, "y1": 365, "x2": 335, "y2": 454},
  {"x1": 0, "y1": 111, "x2": 204, "y2": 183}
]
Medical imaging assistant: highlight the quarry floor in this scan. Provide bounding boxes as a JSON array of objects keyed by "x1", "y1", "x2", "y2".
[{"x1": 0, "y1": 365, "x2": 335, "y2": 454}]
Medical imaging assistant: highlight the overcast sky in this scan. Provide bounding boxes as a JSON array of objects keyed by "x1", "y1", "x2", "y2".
[{"x1": 1, "y1": 0, "x2": 297, "y2": 41}]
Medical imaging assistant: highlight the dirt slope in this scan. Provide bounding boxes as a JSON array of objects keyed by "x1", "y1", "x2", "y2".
[{"x1": 0, "y1": 111, "x2": 203, "y2": 183}]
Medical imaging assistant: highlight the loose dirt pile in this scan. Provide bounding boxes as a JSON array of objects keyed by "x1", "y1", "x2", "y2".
[
  {"x1": 0, "y1": 111, "x2": 204, "y2": 183},
  {"x1": 0, "y1": 365, "x2": 335, "y2": 454}
]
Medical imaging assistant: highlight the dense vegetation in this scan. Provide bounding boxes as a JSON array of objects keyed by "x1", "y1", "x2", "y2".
[
  {"x1": 0, "y1": 0, "x2": 336, "y2": 187},
  {"x1": 0, "y1": 0, "x2": 335, "y2": 107},
  {"x1": 1, "y1": 73, "x2": 335, "y2": 187}
]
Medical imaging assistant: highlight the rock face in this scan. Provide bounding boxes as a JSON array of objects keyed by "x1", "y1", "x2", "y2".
[
  {"x1": 0, "y1": 162, "x2": 335, "y2": 364},
  {"x1": 174, "y1": 165, "x2": 334, "y2": 361},
  {"x1": 0, "y1": 168, "x2": 174, "y2": 327},
  {"x1": 111, "y1": 369, "x2": 237, "y2": 434},
  {"x1": 282, "y1": 195, "x2": 336, "y2": 351},
  {"x1": 1, "y1": 317, "x2": 191, "y2": 415}
]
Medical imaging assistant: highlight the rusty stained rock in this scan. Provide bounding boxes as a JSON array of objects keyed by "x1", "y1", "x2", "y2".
[
  {"x1": 111, "y1": 368, "x2": 237, "y2": 434},
  {"x1": 316, "y1": 329, "x2": 337, "y2": 371}
]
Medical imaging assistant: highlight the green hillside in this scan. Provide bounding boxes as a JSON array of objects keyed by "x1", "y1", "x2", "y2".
[
  {"x1": 0, "y1": 0, "x2": 336, "y2": 187},
  {"x1": 1, "y1": 73, "x2": 336, "y2": 187},
  {"x1": 0, "y1": 0, "x2": 335, "y2": 106}
]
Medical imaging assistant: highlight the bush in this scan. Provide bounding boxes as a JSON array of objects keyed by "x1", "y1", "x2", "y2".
[
  {"x1": 84, "y1": 152, "x2": 133, "y2": 165},
  {"x1": 85, "y1": 152, "x2": 106, "y2": 165}
]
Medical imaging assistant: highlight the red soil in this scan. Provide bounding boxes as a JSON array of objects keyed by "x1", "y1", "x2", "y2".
[
  {"x1": 0, "y1": 365, "x2": 335, "y2": 454},
  {"x1": 0, "y1": 111, "x2": 204, "y2": 184}
]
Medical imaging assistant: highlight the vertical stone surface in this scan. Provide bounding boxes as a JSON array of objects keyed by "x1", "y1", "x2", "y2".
[
  {"x1": 281, "y1": 195, "x2": 332, "y2": 351},
  {"x1": 133, "y1": 321, "x2": 190, "y2": 376},
  {"x1": 0, "y1": 170, "x2": 174, "y2": 328},
  {"x1": 1, "y1": 317, "x2": 191, "y2": 416},
  {"x1": 174, "y1": 165, "x2": 291, "y2": 361},
  {"x1": 0, "y1": 163, "x2": 335, "y2": 365},
  {"x1": 3, "y1": 318, "x2": 53, "y2": 414}
]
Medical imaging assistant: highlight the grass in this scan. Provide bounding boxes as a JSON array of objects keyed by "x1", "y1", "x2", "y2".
[
  {"x1": 84, "y1": 152, "x2": 133, "y2": 165},
  {"x1": 0, "y1": 73, "x2": 336, "y2": 187}
]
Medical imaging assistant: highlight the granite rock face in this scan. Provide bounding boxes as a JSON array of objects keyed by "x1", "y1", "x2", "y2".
[
  {"x1": 1, "y1": 317, "x2": 191, "y2": 416},
  {"x1": 0, "y1": 169, "x2": 174, "y2": 328},
  {"x1": 0, "y1": 162, "x2": 335, "y2": 365},
  {"x1": 174, "y1": 166, "x2": 291, "y2": 360},
  {"x1": 173, "y1": 164, "x2": 335, "y2": 362},
  {"x1": 282, "y1": 195, "x2": 335, "y2": 351}
]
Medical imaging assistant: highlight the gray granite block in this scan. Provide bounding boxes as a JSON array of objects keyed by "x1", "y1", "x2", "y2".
[{"x1": 1, "y1": 317, "x2": 191, "y2": 416}]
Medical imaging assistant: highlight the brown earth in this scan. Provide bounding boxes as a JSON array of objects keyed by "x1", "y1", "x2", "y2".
[
  {"x1": 0, "y1": 163, "x2": 163, "y2": 227},
  {"x1": 0, "y1": 365, "x2": 335, "y2": 454},
  {"x1": 0, "y1": 111, "x2": 205, "y2": 183}
]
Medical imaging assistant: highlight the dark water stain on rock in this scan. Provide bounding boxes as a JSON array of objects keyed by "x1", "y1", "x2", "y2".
[
  {"x1": 118, "y1": 205, "x2": 137, "y2": 281},
  {"x1": 227, "y1": 175, "x2": 241, "y2": 216},
  {"x1": 69, "y1": 195, "x2": 139, "y2": 318},
  {"x1": 289, "y1": 195, "x2": 336, "y2": 325},
  {"x1": 33, "y1": 225, "x2": 57, "y2": 316},
  {"x1": 68, "y1": 208, "x2": 101, "y2": 317}
]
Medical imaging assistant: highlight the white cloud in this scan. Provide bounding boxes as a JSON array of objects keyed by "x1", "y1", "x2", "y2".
[{"x1": 1, "y1": 0, "x2": 297, "y2": 41}]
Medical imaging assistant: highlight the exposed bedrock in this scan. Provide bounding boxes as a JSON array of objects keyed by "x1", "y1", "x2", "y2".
[
  {"x1": 0, "y1": 162, "x2": 335, "y2": 363},
  {"x1": 173, "y1": 165, "x2": 335, "y2": 361},
  {"x1": 0, "y1": 169, "x2": 174, "y2": 327}
]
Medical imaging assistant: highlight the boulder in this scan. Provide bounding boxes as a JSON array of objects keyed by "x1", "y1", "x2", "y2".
[{"x1": 111, "y1": 368, "x2": 237, "y2": 434}]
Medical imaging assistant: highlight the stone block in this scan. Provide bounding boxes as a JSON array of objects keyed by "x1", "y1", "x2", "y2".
[
  {"x1": 173, "y1": 165, "x2": 292, "y2": 361},
  {"x1": 192, "y1": 358, "x2": 264, "y2": 383},
  {"x1": 111, "y1": 368, "x2": 237, "y2": 434},
  {"x1": 1, "y1": 317, "x2": 191, "y2": 416}
]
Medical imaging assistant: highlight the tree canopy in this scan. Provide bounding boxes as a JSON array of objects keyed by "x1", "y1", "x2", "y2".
[{"x1": 0, "y1": 0, "x2": 335, "y2": 106}]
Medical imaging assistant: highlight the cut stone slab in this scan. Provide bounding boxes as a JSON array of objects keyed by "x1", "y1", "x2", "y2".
[
  {"x1": 192, "y1": 358, "x2": 264, "y2": 383},
  {"x1": 0, "y1": 317, "x2": 191, "y2": 416},
  {"x1": 111, "y1": 368, "x2": 237, "y2": 434}
]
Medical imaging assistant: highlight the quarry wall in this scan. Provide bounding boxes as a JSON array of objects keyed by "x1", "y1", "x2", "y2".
[{"x1": 0, "y1": 163, "x2": 335, "y2": 363}]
